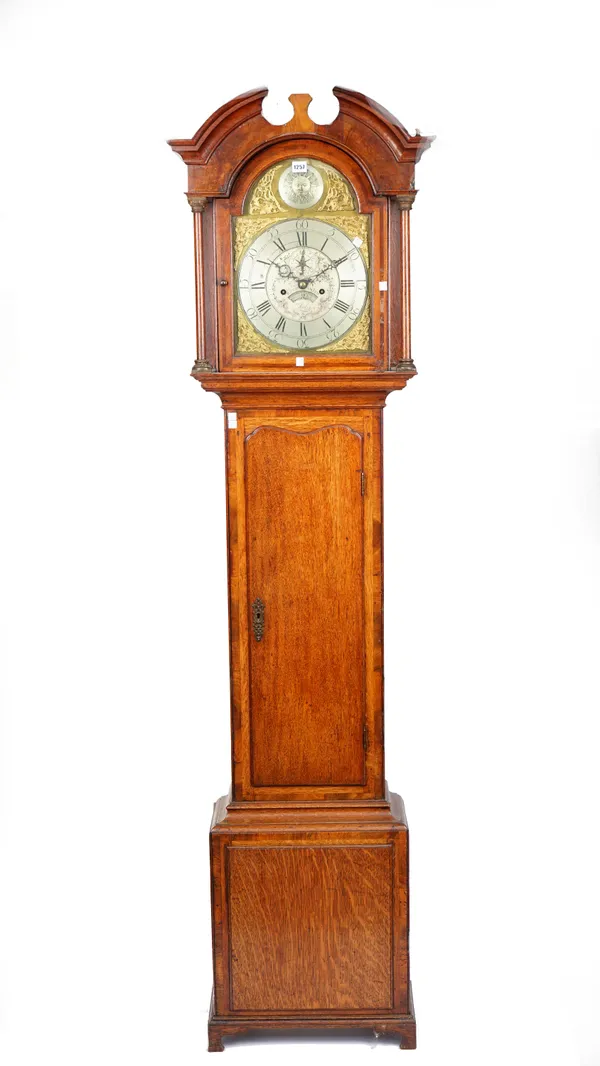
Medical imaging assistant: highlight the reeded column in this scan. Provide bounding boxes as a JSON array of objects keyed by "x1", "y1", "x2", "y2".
[
  {"x1": 187, "y1": 195, "x2": 214, "y2": 372},
  {"x1": 391, "y1": 190, "x2": 417, "y2": 372}
]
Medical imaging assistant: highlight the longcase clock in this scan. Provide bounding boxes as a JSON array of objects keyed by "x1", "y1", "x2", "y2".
[{"x1": 169, "y1": 87, "x2": 433, "y2": 1052}]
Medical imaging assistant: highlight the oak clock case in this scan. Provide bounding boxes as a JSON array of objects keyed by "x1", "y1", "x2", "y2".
[{"x1": 168, "y1": 88, "x2": 433, "y2": 1052}]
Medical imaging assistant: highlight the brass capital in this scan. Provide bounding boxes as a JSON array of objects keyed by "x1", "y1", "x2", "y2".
[
  {"x1": 191, "y1": 359, "x2": 216, "y2": 374},
  {"x1": 395, "y1": 192, "x2": 418, "y2": 211},
  {"x1": 187, "y1": 195, "x2": 210, "y2": 213}
]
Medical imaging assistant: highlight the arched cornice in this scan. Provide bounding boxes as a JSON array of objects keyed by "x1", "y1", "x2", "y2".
[{"x1": 169, "y1": 88, "x2": 434, "y2": 197}]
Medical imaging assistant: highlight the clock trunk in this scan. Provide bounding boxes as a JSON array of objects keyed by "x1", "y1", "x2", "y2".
[{"x1": 226, "y1": 407, "x2": 385, "y2": 802}]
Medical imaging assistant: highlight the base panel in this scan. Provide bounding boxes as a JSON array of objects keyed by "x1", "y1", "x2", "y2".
[
  {"x1": 208, "y1": 984, "x2": 417, "y2": 1051},
  {"x1": 208, "y1": 788, "x2": 414, "y2": 1050}
]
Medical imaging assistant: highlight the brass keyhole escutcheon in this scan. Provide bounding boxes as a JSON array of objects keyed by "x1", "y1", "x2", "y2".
[{"x1": 251, "y1": 597, "x2": 265, "y2": 642}]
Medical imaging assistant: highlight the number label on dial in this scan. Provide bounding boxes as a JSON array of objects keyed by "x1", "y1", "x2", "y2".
[{"x1": 237, "y1": 218, "x2": 368, "y2": 352}]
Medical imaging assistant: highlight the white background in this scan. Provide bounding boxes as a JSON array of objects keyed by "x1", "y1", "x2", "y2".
[{"x1": 1, "y1": 1, "x2": 599, "y2": 1063}]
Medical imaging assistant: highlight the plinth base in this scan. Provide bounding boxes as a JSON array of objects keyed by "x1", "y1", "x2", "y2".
[
  {"x1": 207, "y1": 789, "x2": 414, "y2": 1051},
  {"x1": 208, "y1": 984, "x2": 416, "y2": 1051}
]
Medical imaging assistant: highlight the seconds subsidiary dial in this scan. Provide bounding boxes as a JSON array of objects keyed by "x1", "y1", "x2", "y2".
[{"x1": 237, "y1": 218, "x2": 368, "y2": 351}]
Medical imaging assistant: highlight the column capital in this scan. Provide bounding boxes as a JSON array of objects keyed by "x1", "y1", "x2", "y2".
[
  {"x1": 395, "y1": 191, "x2": 418, "y2": 211},
  {"x1": 187, "y1": 194, "x2": 210, "y2": 213},
  {"x1": 191, "y1": 359, "x2": 216, "y2": 374}
]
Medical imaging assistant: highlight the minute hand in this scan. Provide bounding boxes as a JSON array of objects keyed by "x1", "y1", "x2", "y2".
[{"x1": 305, "y1": 254, "x2": 349, "y2": 284}]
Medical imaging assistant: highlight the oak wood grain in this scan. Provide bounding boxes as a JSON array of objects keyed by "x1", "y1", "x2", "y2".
[
  {"x1": 228, "y1": 845, "x2": 393, "y2": 1012},
  {"x1": 246, "y1": 425, "x2": 365, "y2": 787},
  {"x1": 208, "y1": 794, "x2": 411, "y2": 1038}
]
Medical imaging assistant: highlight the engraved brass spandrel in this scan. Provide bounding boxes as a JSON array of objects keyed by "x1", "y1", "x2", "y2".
[
  {"x1": 319, "y1": 296, "x2": 371, "y2": 353},
  {"x1": 319, "y1": 214, "x2": 369, "y2": 266},
  {"x1": 319, "y1": 166, "x2": 354, "y2": 212},
  {"x1": 236, "y1": 305, "x2": 276, "y2": 354},
  {"x1": 246, "y1": 169, "x2": 281, "y2": 215},
  {"x1": 234, "y1": 214, "x2": 288, "y2": 268}
]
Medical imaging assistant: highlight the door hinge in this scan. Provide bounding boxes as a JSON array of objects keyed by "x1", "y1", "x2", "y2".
[
  {"x1": 360, "y1": 471, "x2": 366, "y2": 496},
  {"x1": 363, "y1": 724, "x2": 368, "y2": 751}
]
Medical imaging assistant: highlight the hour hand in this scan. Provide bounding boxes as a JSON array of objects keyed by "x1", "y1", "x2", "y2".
[{"x1": 278, "y1": 263, "x2": 291, "y2": 278}]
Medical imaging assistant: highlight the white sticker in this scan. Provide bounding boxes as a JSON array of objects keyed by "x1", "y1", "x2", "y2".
[
  {"x1": 295, "y1": 356, "x2": 305, "y2": 367},
  {"x1": 379, "y1": 280, "x2": 388, "y2": 291},
  {"x1": 227, "y1": 411, "x2": 237, "y2": 428},
  {"x1": 292, "y1": 160, "x2": 308, "y2": 173},
  {"x1": 352, "y1": 236, "x2": 363, "y2": 248}
]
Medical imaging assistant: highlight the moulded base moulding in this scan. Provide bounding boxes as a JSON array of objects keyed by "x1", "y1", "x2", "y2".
[{"x1": 207, "y1": 984, "x2": 417, "y2": 1052}]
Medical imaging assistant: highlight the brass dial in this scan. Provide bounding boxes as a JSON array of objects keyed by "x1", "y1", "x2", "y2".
[{"x1": 237, "y1": 218, "x2": 368, "y2": 351}]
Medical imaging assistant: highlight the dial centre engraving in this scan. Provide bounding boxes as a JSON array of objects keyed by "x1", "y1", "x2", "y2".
[{"x1": 266, "y1": 247, "x2": 338, "y2": 322}]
